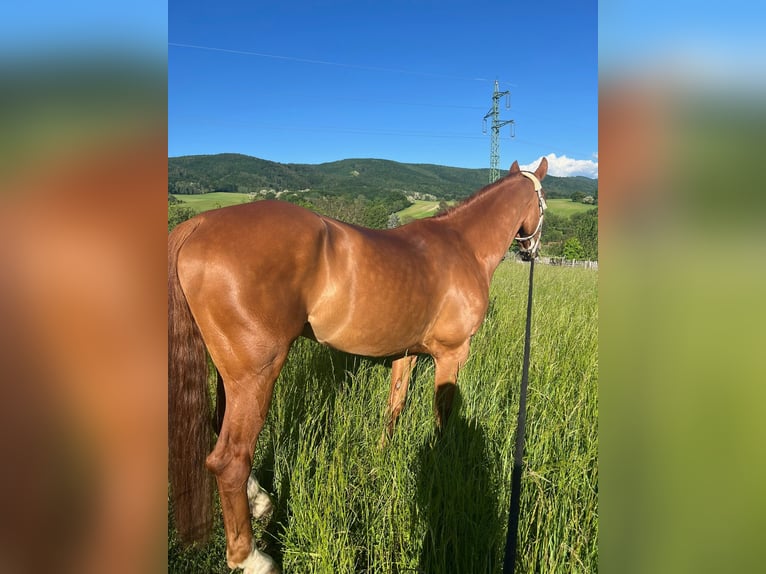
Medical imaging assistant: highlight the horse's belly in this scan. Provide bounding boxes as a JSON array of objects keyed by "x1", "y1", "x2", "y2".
[
  {"x1": 307, "y1": 305, "x2": 427, "y2": 357},
  {"x1": 317, "y1": 333, "x2": 415, "y2": 358}
]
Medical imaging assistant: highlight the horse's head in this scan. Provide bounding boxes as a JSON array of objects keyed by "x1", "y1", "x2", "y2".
[{"x1": 510, "y1": 157, "x2": 548, "y2": 260}]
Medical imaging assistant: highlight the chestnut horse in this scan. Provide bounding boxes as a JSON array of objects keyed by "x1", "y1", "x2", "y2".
[{"x1": 169, "y1": 158, "x2": 548, "y2": 573}]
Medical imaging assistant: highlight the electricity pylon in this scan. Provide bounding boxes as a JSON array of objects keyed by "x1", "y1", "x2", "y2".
[{"x1": 483, "y1": 80, "x2": 515, "y2": 183}]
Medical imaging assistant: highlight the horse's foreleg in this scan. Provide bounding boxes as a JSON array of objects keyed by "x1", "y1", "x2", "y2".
[
  {"x1": 432, "y1": 343, "x2": 470, "y2": 431},
  {"x1": 205, "y1": 348, "x2": 288, "y2": 574},
  {"x1": 381, "y1": 354, "x2": 418, "y2": 445}
]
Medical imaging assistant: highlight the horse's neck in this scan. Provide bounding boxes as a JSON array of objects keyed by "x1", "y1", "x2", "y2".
[{"x1": 444, "y1": 182, "x2": 526, "y2": 279}]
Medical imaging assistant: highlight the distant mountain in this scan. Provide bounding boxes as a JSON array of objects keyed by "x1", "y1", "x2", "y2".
[{"x1": 168, "y1": 153, "x2": 597, "y2": 200}]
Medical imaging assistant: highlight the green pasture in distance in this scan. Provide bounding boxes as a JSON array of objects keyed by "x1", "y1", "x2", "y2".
[
  {"x1": 172, "y1": 194, "x2": 595, "y2": 221},
  {"x1": 544, "y1": 198, "x2": 597, "y2": 217},
  {"x1": 170, "y1": 192, "x2": 252, "y2": 212},
  {"x1": 396, "y1": 199, "x2": 464, "y2": 221},
  {"x1": 396, "y1": 200, "x2": 446, "y2": 220}
]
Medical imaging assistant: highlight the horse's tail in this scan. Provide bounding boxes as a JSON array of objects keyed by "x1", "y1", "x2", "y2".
[{"x1": 168, "y1": 217, "x2": 214, "y2": 544}]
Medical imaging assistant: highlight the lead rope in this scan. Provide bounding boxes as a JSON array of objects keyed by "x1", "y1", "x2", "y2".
[{"x1": 503, "y1": 257, "x2": 535, "y2": 573}]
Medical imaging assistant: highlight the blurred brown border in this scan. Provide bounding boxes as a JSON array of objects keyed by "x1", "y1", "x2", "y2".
[{"x1": 0, "y1": 53, "x2": 168, "y2": 573}]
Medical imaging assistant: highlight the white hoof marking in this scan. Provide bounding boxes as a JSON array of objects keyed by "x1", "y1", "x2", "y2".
[
  {"x1": 247, "y1": 475, "x2": 274, "y2": 519},
  {"x1": 236, "y1": 542, "x2": 280, "y2": 574}
]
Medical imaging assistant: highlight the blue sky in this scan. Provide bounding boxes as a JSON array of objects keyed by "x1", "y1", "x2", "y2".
[
  {"x1": 170, "y1": 1, "x2": 597, "y2": 176},
  {"x1": 1, "y1": 0, "x2": 166, "y2": 58}
]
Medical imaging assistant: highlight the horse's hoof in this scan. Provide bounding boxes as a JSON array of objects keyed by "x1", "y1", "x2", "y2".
[{"x1": 237, "y1": 546, "x2": 280, "y2": 574}]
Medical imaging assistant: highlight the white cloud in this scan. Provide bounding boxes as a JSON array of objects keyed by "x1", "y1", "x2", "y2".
[{"x1": 520, "y1": 153, "x2": 598, "y2": 178}]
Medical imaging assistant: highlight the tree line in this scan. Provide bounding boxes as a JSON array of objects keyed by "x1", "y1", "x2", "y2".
[{"x1": 538, "y1": 209, "x2": 598, "y2": 260}]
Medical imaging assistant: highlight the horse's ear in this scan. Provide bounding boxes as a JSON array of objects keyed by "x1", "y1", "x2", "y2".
[
  {"x1": 534, "y1": 156, "x2": 548, "y2": 180},
  {"x1": 509, "y1": 161, "x2": 520, "y2": 174}
]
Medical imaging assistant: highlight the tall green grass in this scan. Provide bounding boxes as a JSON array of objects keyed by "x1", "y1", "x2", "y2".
[{"x1": 169, "y1": 261, "x2": 598, "y2": 573}]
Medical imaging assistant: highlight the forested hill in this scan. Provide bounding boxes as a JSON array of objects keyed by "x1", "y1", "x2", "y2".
[{"x1": 169, "y1": 153, "x2": 597, "y2": 200}]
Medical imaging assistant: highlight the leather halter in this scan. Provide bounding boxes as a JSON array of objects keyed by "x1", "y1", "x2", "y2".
[{"x1": 515, "y1": 171, "x2": 547, "y2": 257}]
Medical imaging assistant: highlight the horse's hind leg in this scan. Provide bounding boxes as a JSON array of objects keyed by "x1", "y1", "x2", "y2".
[
  {"x1": 213, "y1": 371, "x2": 273, "y2": 520},
  {"x1": 381, "y1": 354, "x2": 418, "y2": 444},
  {"x1": 205, "y1": 345, "x2": 289, "y2": 574}
]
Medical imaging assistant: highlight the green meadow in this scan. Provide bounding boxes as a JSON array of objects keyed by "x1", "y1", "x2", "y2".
[
  {"x1": 170, "y1": 192, "x2": 252, "y2": 212},
  {"x1": 169, "y1": 261, "x2": 598, "y2": 573},
  {"x1": 396, "y1": 200, "x2": 451, "y2": 220},
  {"x1": 543, "y1": 198, "x2": 597, "y2": 217},
  {"x1": 171, "y1": 193, "x2": 595, "y2": 221}
]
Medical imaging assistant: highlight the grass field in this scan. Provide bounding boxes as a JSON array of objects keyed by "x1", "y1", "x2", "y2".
[
  {"x1": 171, "y1": 192, "x2": 252, "y2": 212},
  {"x1": 172, "y1": 193, "x2": 594, "y2": 221},
  {"x1": 168, "y1": 261, "x2": 598, "y2": 573},
  {"x1": 396, "y1": 200, "x2": 450, "y2": 220},
  {"x1": 544, "y1": 198, "x2": 597, "y2": 217}
]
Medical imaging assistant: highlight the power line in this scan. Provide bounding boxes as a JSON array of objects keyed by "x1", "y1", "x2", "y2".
[
  {"x1": 337, "y1": 96, "x2": 485, "y2": 111},
  {"x1": 269, "y1": 92, "x2": 486, "y2": 111},
  {"x1": 169, "y1": 41, "x2": 494, "y2": 83},
  {"x1": 175, "y1": 114, "x2": 488, "y2": 140}
]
